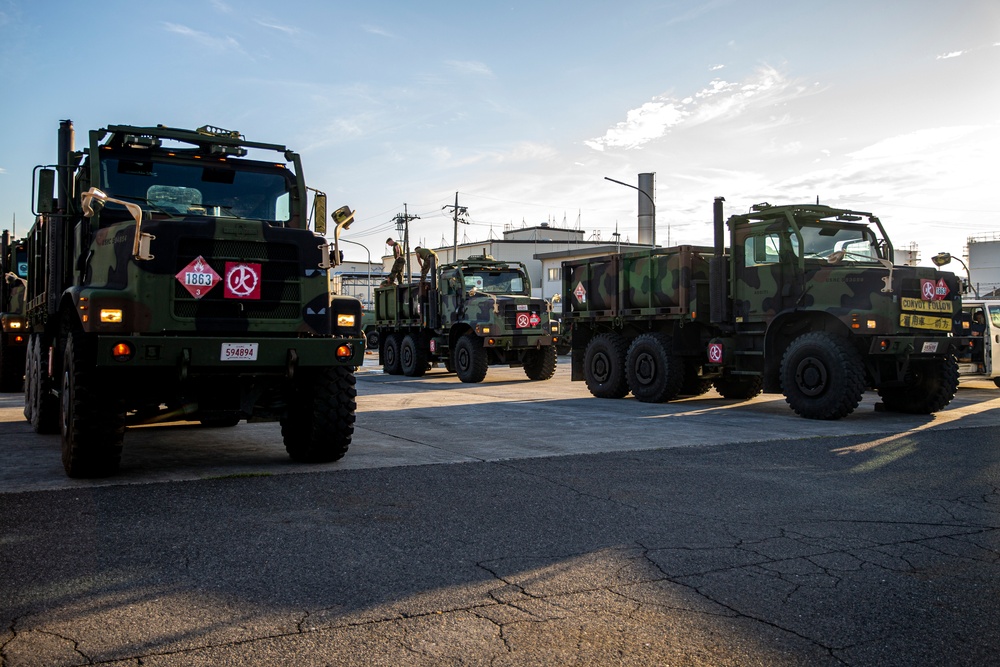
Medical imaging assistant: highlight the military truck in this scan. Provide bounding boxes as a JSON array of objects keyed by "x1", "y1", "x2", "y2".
[
  {"x1": 563, "y1": 198, "x2": 964, "y2": 419},
  {"x1": 26, "y1": 120, "x2": 364, "y2": 477},
  {"x1": 0, "y1": 231, "x2": 29, "y2": 391},
  {"x1": 374, "y1": 254, "x2": 559, "y2": 382}
]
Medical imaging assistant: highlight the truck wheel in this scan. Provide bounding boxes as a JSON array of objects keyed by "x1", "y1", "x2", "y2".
[
  {"x1": 779, "y1": 332, "x2": 864, "y2": 420},
  {"x1": 625, "y1": 333, "x2": 684, "y2": 403},
  {"x1": 714, "y1": 373, "x2": 763, "y2": 400},
  {"x1": 365, "y1": 329, "x2": 379, "y2": 350},
  {"x1": 680, "y1": 359, "x2": 714, "y2": 396},
  {"x1": 0, "y1": 341, "x2": 25, "y2": 392},
  {"x1": 454, "y1": 333, "x2": 488, "y2": 383},
  {"x1": 994, "y1": 378, "x2": 1000, "y2": 389},
  {"x1": 583, "y1": 333, "x2": 629, "y2": 398},
  {"x1": 61, "y1": 333, "x2": 126, "y2": 478},
  {"x1": 401, "y1": 333, "x2": 428, "y2": 377},
  {"x1": 877, "y1": 355, "x2": 959, "y2": 414},
  {"x1": 281, "y1": 366, "x2": 356, "y2": 463},
  {"x1": 383, "y1": 333, "x2": 403, "y2": 375},
  {"x1": 25, "y1": 334, "x2": 60, "y2": 434},
  {"x1": 524, "y1": 346, "x2": 557, "y2": 381}
]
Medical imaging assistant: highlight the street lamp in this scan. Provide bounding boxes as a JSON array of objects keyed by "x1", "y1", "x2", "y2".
[
  {"x1": 932, "y1": 252, "x2": 977, "y2": 297},
  {"x1": 604, "y1": 176, "x2": 660, "y2": 247},
  {"x1": 340, "y1": 238, "x2": 373, "y2": 308}
]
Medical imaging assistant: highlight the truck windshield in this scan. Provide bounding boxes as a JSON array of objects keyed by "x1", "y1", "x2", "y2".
[
  {"x1": 464, "y1": 270, "x2": 526, "y2": 294},
  {"x1": 800, "y1": 224, "x2": 880, "y2": 263},
  {"x1": 99, "y1": 157, "x2": 292, "y2": 222}
]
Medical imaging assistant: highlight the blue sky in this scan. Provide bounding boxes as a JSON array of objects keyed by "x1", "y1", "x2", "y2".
[{"x1": 1, "y1": 0, "x2": 997, "y2": 265}]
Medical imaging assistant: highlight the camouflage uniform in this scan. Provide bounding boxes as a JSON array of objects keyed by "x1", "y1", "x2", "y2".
[
  {"x1": 386, "y1": 238, "x2": 405, "y2": 285},
  {"x1": 415, "y1": 246, "x2": 438, "y2": 283}
]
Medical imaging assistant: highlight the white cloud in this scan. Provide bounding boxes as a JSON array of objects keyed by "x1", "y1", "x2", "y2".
[
  {"x1": 362, "y1": 24, "x2": 394, "y2": 38},
  {"x1": 937, "y1": 50, "x2": 966, "y2": 60},
  {"x1": 162, "y1": 23, "x2": 246, "y2": 55},
  {"x1": 255, "y1": 19, "x2": 299, "y2": 36},
  {"x1": 445, "y1": 60, "x2": 494, "y2": 77},
  {"x1": 847, "y1": 126, "x2": 980, "y2": 161},
  {"x1": 586, "y1": 65, "x2": 802, "y2": 151},
  {"x1": 709, "y1": 64, "x2": 725, "y2": 71}
]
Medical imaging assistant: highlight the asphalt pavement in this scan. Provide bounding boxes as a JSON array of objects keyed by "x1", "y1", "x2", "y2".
[{"x1": 1, "y1": 358, "x2": 999, "y2": 665}]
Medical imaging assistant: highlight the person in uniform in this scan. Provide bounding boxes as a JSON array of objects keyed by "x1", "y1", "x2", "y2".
[
  {"x1": 386, "y1": 238, "x2": 405, "y2": 285},
  {"x1": 414, "y1": 246, "x2": 438, "y2": 284}
]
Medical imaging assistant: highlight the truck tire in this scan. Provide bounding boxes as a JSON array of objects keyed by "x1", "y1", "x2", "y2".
[
  {"x1": 365, "y1": 328, "x2": 379, "y2": 350},
  {"x1": 625, "y1": 333, "x2": 684, "y2": 403},
  {"x1": 714, "y1": 373, "x2": 763, "y2": 400},
  {"x1": 0, "y1": 341, "x2": 25, "y2": 392},
  {"x1": 454, "y1": 333, "x2": 488, "y2": 383},
  {"x1": 281, "y1": 366, "x2": 356, "y2": 463},
  {"x1": 877, "y1": 355, "x2": 959, "y2": 414},
  {"x1": 61, "y1": 333, "x2": 126, "y2": 478},
  {"x1": 401, "y1": 333, "x2": 428, "y2": 377},
  {"x1": 523, "y1": 346, "x2": 557, "y2": 381},
  {"x1": 25, "y1": 334, "x2": 60, "y2": 434},
  {"x1": 383, "y1": 333, "x2": 403, "y2": 375},
  {"x1": 583, "y1": 333, "x2": 629, "y2": 398},
  {"x1": 680, "y1": 358, "x2": 714, "y2": 396},
  {"x1": 995, "y1": 377, "x2": 1000, "y2": 389},
  {"x1": 779, "y1": 332, "x2": 865, "y2": 420}
]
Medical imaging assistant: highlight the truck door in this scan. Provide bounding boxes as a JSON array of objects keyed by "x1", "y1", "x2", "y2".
[
  {"x1": 987, "y1": 304, "x2": 1000, "y2": 380},
  {"x1": 732, "y1": 228, "x2": 800, "y2": 324}
]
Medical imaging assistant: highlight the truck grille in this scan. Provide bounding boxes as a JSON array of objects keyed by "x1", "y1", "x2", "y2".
[
  {"x1": 502, "y1": 303, "x2": 543, "y2": 330},
  {"x1": 173, "y1": 239, "x2": 301, "y2": 320}
]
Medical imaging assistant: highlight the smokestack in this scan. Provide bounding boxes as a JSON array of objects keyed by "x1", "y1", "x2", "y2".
[
  {"x1": 709, "y1": 197, "x2": 729, "y2": 324},
  {"x1": 637, "y1": 173, "x2": 655, "y2": 246}
]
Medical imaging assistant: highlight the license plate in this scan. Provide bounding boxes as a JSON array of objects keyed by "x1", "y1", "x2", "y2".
[{"x1": 221, "y1": 342, "x2": 258, "y2": 361}]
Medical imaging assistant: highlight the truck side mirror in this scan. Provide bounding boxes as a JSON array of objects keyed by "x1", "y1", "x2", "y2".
[
  {"x1": 36, "y1": 168, "x2": 55, "y2": 214},
  {"x1": 314, "y1": 192, "x2": 327, "y2": 236}
]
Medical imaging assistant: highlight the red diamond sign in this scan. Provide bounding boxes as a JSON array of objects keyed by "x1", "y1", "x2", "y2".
[
  {"x1": 176, "y1": 255, "x2": 221, "y2": 299},
  {"x1": 934, "y1": 278, "x2": 949, "y2": 301}
]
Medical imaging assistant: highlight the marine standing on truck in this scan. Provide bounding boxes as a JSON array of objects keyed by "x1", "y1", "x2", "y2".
[
  {"x1": 375, "y1": 254, "x2": 559, "y2": 382},
  {"x1": 386, "y1": 238, "x2": 405, "y2": 285},
  {"x1": 415, "y1": 246, "x2": 438, "y2": 283}
]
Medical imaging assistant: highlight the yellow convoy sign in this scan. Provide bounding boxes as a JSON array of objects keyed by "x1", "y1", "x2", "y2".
[
  {"x1": 900, "y1": 298, "x2": 953, "y2": 331},
  {"x1": 900, "y1": 298, "x2": 953, "y2": 314}
]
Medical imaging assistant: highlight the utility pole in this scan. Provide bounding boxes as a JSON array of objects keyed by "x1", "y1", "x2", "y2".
[
  {"x1": 392, "y1": 204, "x2": 420, "y2": 282},
  {"x1": 443, "y1": 192, "x2": 468, "y2": 262}
]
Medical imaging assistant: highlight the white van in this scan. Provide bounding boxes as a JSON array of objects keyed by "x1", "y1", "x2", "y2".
[{"x1": 957, "y1": 299, "x2": 1000, "y2": 387}]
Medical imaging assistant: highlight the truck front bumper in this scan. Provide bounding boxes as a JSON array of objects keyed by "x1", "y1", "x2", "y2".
[
  {"x1": 866, "y1": 335, "x2": 965, "y2": 356},
  {"x1": 95, "y1": 335, "x2": 365, "y2": 371}
]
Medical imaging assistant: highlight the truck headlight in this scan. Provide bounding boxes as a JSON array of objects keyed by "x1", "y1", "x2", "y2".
[
  {"x1": 100, "y1": 309, "x2": 123, "y2": 323},
  {"x1": 337, "y1": 313, "x2": 356, "y2": 328}
]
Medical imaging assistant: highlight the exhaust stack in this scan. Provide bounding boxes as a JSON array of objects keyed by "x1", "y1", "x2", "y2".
[{"x1": 709, "y1": 197, "x2": 729, "y2": 324}]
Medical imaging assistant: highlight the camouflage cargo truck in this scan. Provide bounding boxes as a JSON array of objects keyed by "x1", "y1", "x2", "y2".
[
  {"x1": 26, "y1": 120, "x2": 364, "y2": 477},
  {"x1": 374, "y1": 254, "x2": 559, "y2": 382},
  {"x1": 0, "y1": 230, "x2": 29, "y2": 391},
  {"x1": 563, "y1": 198, "x2": 964, "y2": 420}
]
